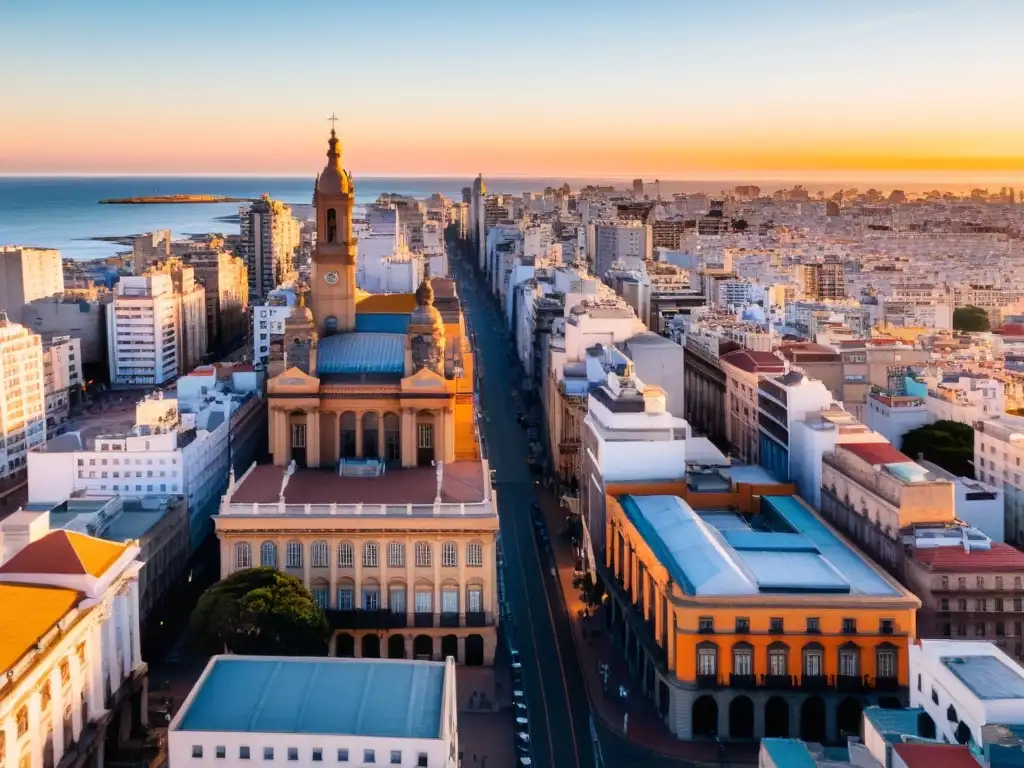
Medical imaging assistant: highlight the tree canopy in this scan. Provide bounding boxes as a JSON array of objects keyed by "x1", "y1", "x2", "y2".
[
  {"x1": 900, "y1": 420, "x2": 975, "y2": 478},
  {"x1": 953, "y1": 305, "x2": 990, "y2": 332},
  {"x1": 188, "y1": 567, "x2": 329, "y2": 656}
]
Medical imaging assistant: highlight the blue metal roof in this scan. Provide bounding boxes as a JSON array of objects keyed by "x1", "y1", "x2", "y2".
[
  {"x1": 943, "y1": 655, "x2": 1024, "y2": 700},
  {"x1": 761, "y1": 739, "x2": 817, "y2": 768},
  {"x1": 863, "y1": 706, "x2": 928, "y2": 737},
  {"x1": 318, "y1": 332, "x2": 405, "y2": 375},
  {"x1": 178, "y1": 657, "x2": 444, "y2": 739},
  {"x1": 355, "y1": 313, "x2": 410, "y2": 334}
]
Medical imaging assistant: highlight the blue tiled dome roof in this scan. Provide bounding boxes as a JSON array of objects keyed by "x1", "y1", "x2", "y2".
[{"x1": 318, "y1": 332, "x2": 405, "y2": 375}]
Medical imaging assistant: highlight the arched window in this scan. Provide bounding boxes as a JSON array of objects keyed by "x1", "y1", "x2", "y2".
[
  {"x1": 311, "y1": 540, "x2": 329, "y2": 568},
  {"x1": 466, "y1": 541, "x2": 484, "y2": 567},
  {"x1": 386, "y1": 541, "x2": 405, "y2": 568},
  {"x1": 338, "y1": 541, "x2": 354, "y2": 568},
  {"x1": 363, "y1": 541, "x2": 379, "y2": 568},
  {"x1": 324, "y1": 316, "x2": 338, "y2": 336},
  {"x1": 441, "y1": 542, "x2": 458, "y2": 568},
  {"x1": 732, "y1": 643, "x2": 753, "y2": 676},
  {"x1": 696, "y1": 642, "x2": 718, "y2": 677},
  {"x1": 415, "y1": 542, "x2": 432, "y2": 568},
  {"x1": 235, "y1": 542, "x2": 252, "y2": 570},
  {"x1": 876, "y1": 643, "x2": 898, "y2": 680},
  {"x1": 767, "y1": 641, "x2": 789, "y2": 677},
  {"x1": 286, "y1": 541, "x2": 303, "y2": 568},
  {"x1": 326, "y1": 208, "x2": 337, "y2": 243},
  {"x1": 838, "y1": 642, "x2": 861, "y2": 677},
  {"x1": 261, "y1": 541, "x2": 278, "y2": 568},
  {"x1": 802, "y1": 642, "x2": 824, "y2": 676}
]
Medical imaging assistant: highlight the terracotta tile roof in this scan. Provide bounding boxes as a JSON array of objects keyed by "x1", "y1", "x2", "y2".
[
  {"x1": 913, "y1": 542, "x2": 1024, "y2": 572},
  {"x1": 0, "y1": 585, "x2": 81, "y2": 674},
  {"x1": 720, "y1": 349, "x2": 787, "y2": 374},
  {"x1": 0, "y1": 530, "x2": 128, "y2": 578},
  {"x1": 231, "y1": 462, "x2": 486, "y2": 505},
  {"x1": 891, "y1": 743, "x2": 977, "y2": 768},
  {"x1": 356, "y1": 293, "x2": 418, "y2": 314},
  {"x1": 839, "y1": 441, "x2": 912, "y2": 466}
]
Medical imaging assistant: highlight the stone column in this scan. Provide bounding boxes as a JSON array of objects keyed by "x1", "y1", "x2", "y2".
[
  {"x1": 1, "y1": 717, "x2": 16, "y2": 768},
  {"x1": 328, "y1": 539, "x2": 338, "y2": 608},
  {"x1": 50, "y1": 666, "x2": 65, "y2": 765},
  {"x1": 303, "y1": 544, "x2": 311, "y2": 590},
  {"x1": 433, "y1": 410, "x2": 443, "y2": 464},
  {"x1": 754, "y1": 695, "x2": 765, "y2": 739},
  {"x1": 118, "y1": 594, "x2": 132, "y2": 679},
  {"x1": 405, "y1": 542, "x2": 415, "y2": 627},
  {"x1": 331, "y1": 412, "x2": 341, "y2": 466},
  {"x1": 219, "y1": 538, "x2": 231, "y2": 578},
  {"x1": 444, "y1": 406, "x2": 455, "y2": 463},
  {"x1": 129, "y1": 581, "x2": 142, "y2": 670},
  {"x1": 306, "y1": 409, "x2": 320, "y2": 468},
  {"x1": 355, "y1": 412, "x2": 364, "y2": 459},
  {"x1": 433, "y1": 536, "x2": 441, "y2": 617},
  {"x1": 28, "y1": 692, "x2": 42, "y2": 768},
  {"x1": 353, "y1": 543, "x2": 363, "y2": 611},
  {"x1": 377, "y1": 414, "x2": 385, "y2": 461},
  {"x1": 103, "y1": 610, "x2": 119, "y2": 699},
  {"x1": 401, "y1": 408, "x2": 414, "y2": 468}
]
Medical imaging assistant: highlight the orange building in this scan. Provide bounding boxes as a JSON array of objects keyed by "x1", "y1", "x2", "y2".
[{"x1": 603, "y1": 486, "x2": 919, "y2": 743}]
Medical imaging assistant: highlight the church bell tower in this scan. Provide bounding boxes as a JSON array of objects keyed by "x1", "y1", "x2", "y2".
[{"x1": 310, "y1": 117, "x2": 357, "y2": 335}]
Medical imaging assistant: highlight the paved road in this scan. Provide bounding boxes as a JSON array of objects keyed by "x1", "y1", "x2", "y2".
[{"x1": 453, "y1": 257, "x2": 594, "y2": 768}]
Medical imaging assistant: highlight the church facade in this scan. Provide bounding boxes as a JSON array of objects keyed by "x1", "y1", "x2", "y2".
[{"x1": 215, "y1": 129, "x2": 497, "y2": 666}]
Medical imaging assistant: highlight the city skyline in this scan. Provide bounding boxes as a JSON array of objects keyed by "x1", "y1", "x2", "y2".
[{"x1": 3, "y1": 0, "x2": 1024, "y2": 178}]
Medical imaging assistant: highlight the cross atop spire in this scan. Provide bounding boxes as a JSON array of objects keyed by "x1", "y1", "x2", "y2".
[{"x1": 327, "y1": 112, "x2": 339, "y2": 136}]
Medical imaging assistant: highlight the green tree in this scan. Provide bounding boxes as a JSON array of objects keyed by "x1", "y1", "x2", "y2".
[
  {"x1": 900, "y1": 420, "x2": 976, "y2": 478},
  {"x1": 953, "y1": 305, "x2": 991, "y2": 332},
  {"x1": 188, "y1": 567, "x2": 329, "y2": 656}
]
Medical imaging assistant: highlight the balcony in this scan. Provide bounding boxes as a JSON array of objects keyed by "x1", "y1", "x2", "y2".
[
  {"x1": 325, "y1": 610, "x2": 407, "y2": 630},
  {"x1": 799, "y1": 674, "x2": 831, "y2": 691},
  {"x1": 440, "y1": 612, "x2": 460, "y2": 628},
  {"x1": 874, "y1": 676, "x2": 901, "y2": 692},
  {"x1": 836, "y1": 674, "x2": 867, "y2": 692},
  {"x1": 466, "y1": 611, "x2": 487, "y2": 627},
  {"x1": 696, "y1": 674, "x2": 720, "y2": 689},
  {"x1": 414, "y1": 612, "x2": 435, "y2": 628},
  {"x1": 729, "y1": 674, "x2": 757, "y2": 690},
  {"x1": 763, "y1": 674, "x2": 795, "y2": 690}
]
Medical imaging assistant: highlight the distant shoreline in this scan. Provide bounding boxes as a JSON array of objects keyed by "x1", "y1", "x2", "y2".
[{"x1": 99, "y1": 194, "x2": 255, "y2": 205}]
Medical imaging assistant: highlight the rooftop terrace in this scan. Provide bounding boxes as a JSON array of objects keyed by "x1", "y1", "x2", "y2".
[
  {"x1": 175, "y1": 656, "x2": 446, "y2": 739},
  {"x1": 617, "y1": 494, "x2": 902, "y2": 598}
]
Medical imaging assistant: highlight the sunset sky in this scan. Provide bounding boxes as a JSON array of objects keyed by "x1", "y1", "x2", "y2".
[{"x1": 3, "y1": 0, "x2": 1023, "y2": 179}]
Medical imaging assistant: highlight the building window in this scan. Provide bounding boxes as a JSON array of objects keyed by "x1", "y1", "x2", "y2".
[
  {"x1": 312, "y1": 587, "x2": 328, "y2": 610},
  {"x1": 442, "y1": 588, "x2": 459, "y2": 614},
  {"x1": 363, "y1": 588, "x2": 380, "y2": 612},
  {"x1": 287, "y1": 748, "x2": 298, "y2": 761},
  {"x1": 291, "y1": 423, "x2": 306, "y2": 448},
  {"x1": 803, "y1": 645, "x2": 824, "y2": 676},
  {"x1": 415, "y1": 542, "x2": 432, "y2": 567},
  {"x1": 698, "y1": 617, "x2": 714, "y2": 633},
  {"x1": 417, "y1": 424, "x2": 432, "y2": 449},
  {"x1": 261, "y1": 542, "x2": 278, "y2": 568},
  {"x1": 16, "y1": 707, "x2": 27, "y2": 737},
  {"x1": 839, "y1": 646, "x2": 860, "y2": 677},
  {"x1": 236, "y1": 542, "x2": 252, "y2": 569},
  {"x1": 337, "y1": 589, "x2": 354, "y2": 611},
  {"x1": 735, "y1": 617, "x2": 750, "y2": 633},
  {"x1": 240, "y1": 747, "x2": 251, "y2": 760},
  {"x1": 877, "y1": 648, "x2": 897, "y2": 678},
  {"x1": 415, "y1": 590, "x2": 432, "y2": 614},
  {"x1": 806, "y1": 617, "x2": 820, "y2": 633},
  {"x1": 441, "y1": 542, "x2": 457, "y2": 567},
  {"x1": 286, "y1": 542, "x2": 302, "y2": 568},
  {"x1": 389, "y1": 586, "x2": 406, "y2": 614},
  {"x1": 697, "y1": 645, "x2": 718, "y2": 676},
  {"x1": 216, "y1": 746, "x2": 226, "y2": 759},
  {"x1": 732, "y1": 645, "x2": 753, "y2": 676},
  {"x1": 311, "y1": 541, "x2": 329, "y2": 568},
  {"x1": 940, "y1": 599, "x2": 950, "y2": 611},
  {"x1": 390, "y1": 751, "x2": 401, "y2": 765},
  {"x1": 312, "y1": 749, "x2": 323, "y2": 762},
  {"x1": 768, "y1": 644, "x2": 788, "y2": 676},
  {"x1": 977, "y1": 599, "x2": 987, "y2": 612},
  {"x1": 264, "y1": 747, "x2": 274, "y2": 760},
  {"x1": 997, "y1": 577, "x2": 1004, "y2": 590},
  {"x1": 842, "y1": 618, "x2": 857, "y2": 634},
  {"x1": 387, "y1": 541, "x2": 405, "y2": 568},
  {"x1": 192, "y1": 746, "x2": 203, "y2": 759},
  {"x1": 363, "y1": 542, "x2": 379, "y2": 567},
  {"x1": 467, "y1": 541, "x2": 483, "y2": 567},
  {"x1": 417, "y1": 755, "x2": 428, "y2": 768},
  {"x1": 338, "y1": 542, "x2": 354, "y2": 568},
  {"x1": 468, "y1": 587, "x2": 483, "y2": 614},
  {"x1": 769, "y1": 617, "x2": 784, "y2": 633},
  {"x1": 337, "y1": 749, "x2": 349, "y2": 762},
  {"x1": 941, "y1": 576, "x2": 949, "y2": 589},
  {"x1": 959, "y1": 577, "x2": 967, "y2": 589},
  {"x1": 978, "y1": 576, "x2": 985, "y2": 588},
  {"x1": 363, "y1": 750, "x2": 375, "y2": 765}
]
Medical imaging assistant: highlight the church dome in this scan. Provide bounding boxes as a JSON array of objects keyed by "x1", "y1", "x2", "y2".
[{"x1": 317, "y1": 129, "x2": 351, "y2": 195}]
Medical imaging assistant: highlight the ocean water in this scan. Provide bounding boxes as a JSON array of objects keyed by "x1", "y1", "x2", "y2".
[{"x1": 0, "y1": 175, "x2": 585, "y2": 260}]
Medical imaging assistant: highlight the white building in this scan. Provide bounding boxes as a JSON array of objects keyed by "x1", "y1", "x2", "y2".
[
  {"x1": 251, "y1": 287, "x2": 297, "y2": 368},
  {"x1": 42, "y1": 335, "x2": 82, "y2": 440},
  {"x1": 0, "y1": 529, "x2": 145, "y2": 768},
  {"x1": 588, "y1": 221, "x2": 653, "y2": 277},
  {"x1": 917, "y1": 459, "x2": 1004, "y2": 542},
  {"x1": 0, "y1": 314, "x2": 47, "y2": 478},
  {"x1": 28, "y1": 392, "x2": 232, "y2": 553},
  {"x1": 865, "y1": 392, "x2": 930, "y2": 449},
  {"x1": 910, "y1": 639, "x2": 1024, "y2": 752},
  {"x1": 106, "y1": 273, "x2": 180, "y2": 387},
  {"x1": 976, "y1": 415, "x2": 1024, "y2": 547},
  {"x1": 758, "y1": 370, "x2": 836, "y2": 482},
  {"x1": 579, "y1": 364, "x2": 690, "y2": 573},
  {"x1": 0, "y1": 247, "x2": 64, "y2": 323},
  {"x1": 170, "y1": 656, "x2": 458, "y2": 768},
  {"x1": 926, "y1": 373, "x2": 1006, "y2": 424}
]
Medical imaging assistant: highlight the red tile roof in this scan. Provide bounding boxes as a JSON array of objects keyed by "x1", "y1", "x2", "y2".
[
  {"x1": 913, "y1": 541, "x2": 1024, "y2": 572},
  {"x1": 720, "y1": 349, "x2": 787, "y2": 374},
  {"x1": 839, "y1": 441, "x2": 912, "y2": 465},
  {"x1": 231, "y1": 462, "x2": 486, "y2": 505},
  {"x1": 0, "y1": 531, "x2": 128, "y2": 577},
  {"x1": 892, "y1": 743, "x2": 977, "y2": 768}
]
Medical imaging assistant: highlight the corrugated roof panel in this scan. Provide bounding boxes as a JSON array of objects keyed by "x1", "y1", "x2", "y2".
[{"x1": 317, "y1": 332, "x2": 406, "y2": 375}]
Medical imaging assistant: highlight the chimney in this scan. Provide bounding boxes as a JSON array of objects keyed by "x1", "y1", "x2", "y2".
[{"x1": 0, "y1": 509, "x2": 51, "y2": 566}]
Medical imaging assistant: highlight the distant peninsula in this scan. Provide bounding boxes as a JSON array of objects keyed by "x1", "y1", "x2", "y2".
[{"x1": 99, "y1": 194, "x2": 256, "y2": 205}]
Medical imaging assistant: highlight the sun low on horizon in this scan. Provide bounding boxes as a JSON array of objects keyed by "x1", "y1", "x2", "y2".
[{"x1": 2, "y1": 0, "x2": 1024, "y2": 181}]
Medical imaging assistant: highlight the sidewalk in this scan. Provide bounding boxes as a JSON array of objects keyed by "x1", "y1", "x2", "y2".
[{"x1": 537, "y1": 488, "x2": 759, "y2": 766}]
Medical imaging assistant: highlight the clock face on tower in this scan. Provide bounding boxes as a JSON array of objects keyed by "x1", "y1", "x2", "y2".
[{"x1": 324, "y1": 271, "x2": 340, "y2": 286}]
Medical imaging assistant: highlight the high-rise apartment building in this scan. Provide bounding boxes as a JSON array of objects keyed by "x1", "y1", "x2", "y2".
[
  {"x1": 106, "y1": 274, "x2": 181, "y2": 387},
  {"x1": 239, "y1": 196, "x2": 300, "y2": 301},
  {"x1": 587, "y1": 221, "x2": 653, "y2": 277},
  {"x1": 42, "y1": 335, "x2": 82, "y2": 439},
  {"x1": 185, "y1": 250, "x2": 249, "y2": 353},
  {"x1": 800, "y1": 259, "x2": 846, "y2": 300},
  {"x1": 0, "y1": 314, "x2": 47, "y2": 477},
  {"x1": 0, "y1": 247, "x2": 65, "y2": 322},
  {"x1": 147, "y1": 258, "x2": 208, "y2": 372}
]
